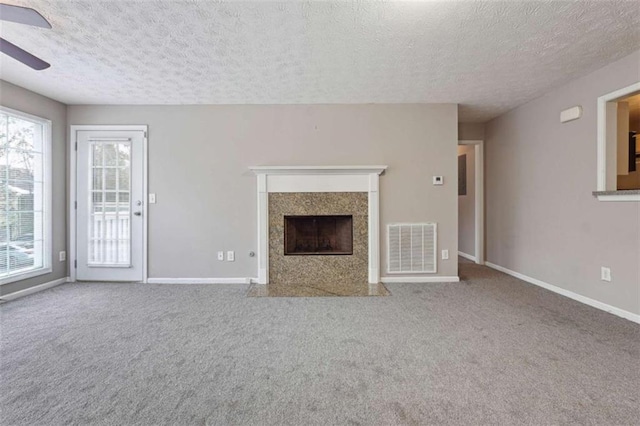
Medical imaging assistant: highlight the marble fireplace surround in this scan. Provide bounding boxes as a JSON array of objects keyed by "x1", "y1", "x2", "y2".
[{"x1": 249, "y1": 166, "x2": 387, "y2": 284}]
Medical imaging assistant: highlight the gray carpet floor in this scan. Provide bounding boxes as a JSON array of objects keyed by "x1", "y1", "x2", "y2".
[{"x1": 1, "y1": 260, "x2": 639, "y2": 425}]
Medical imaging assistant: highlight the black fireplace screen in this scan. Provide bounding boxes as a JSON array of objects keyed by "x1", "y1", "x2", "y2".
[{"x1": 284, "y1": 215, "x2": 353, "y2": 255}]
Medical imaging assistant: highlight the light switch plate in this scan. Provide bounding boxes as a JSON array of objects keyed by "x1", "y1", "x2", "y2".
[
  {"x1": 59, "y1": 251, "x2": 66, "y2": 262},
  {"x1": 217, "y1": 251, "x2": 224, "y2": 261},
  {"x1": 149, "y1": 193, "x2": 156, "y2": 204},
  {"x1": 433, "y1": 176, "x2": 444, "y2": 185},
  {"x1": 442, "y1": 249, "x2": 449, "y2": 260},
  {"x1": 601, "y1": 267, "x2": 611, "y2": 282},
  {"x1": 227, "y1": 251, "x2": 235, "y2": 262}
]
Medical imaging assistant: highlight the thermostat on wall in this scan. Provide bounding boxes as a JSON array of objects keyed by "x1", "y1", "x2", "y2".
[{"x1": 433, "y1": 176, "x2": 444, "y2": 185}]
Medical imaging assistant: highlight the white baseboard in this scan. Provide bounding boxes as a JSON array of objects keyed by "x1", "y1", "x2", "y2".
[
  {"x1": 458, "y1": 251, "x2": 477, "y2": 262},
  {"x1": 381, "y1": 276, "x2": 460, "y2": 283},
  {"x1": 485, "y1": 262, "x2": 640, "y2": 324},
  {"x1": 0, "y1": 276, "x2": 70, "y2": 302},
  {"x1": 147, "y1": 277, "x2": 252, "y2": 284}
]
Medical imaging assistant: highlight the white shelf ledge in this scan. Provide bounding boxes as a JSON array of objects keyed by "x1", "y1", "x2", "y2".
[
  {"x1": 592, "y1": 190, "x2": 640, "y2": 202},
  {"x1": 249, "y1": 165, "x2": 387, "y2": 175}
]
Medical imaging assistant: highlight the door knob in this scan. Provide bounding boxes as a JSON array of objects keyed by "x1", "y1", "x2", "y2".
[{"x1": 134, "y1": 211, "x2": 142, "y2": 216}]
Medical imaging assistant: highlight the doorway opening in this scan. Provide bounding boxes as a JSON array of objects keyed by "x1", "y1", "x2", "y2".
[
  {"x1": 457, "y1": 139, "x2": 484, "y2": 265},
  {"x1": 69, "y1": 125, "x2": 148, "y2": 282}
]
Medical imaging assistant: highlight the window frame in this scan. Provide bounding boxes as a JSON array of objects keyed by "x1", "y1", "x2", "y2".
[
  {"x1": 0, "y1": 106, "x2": 53, "y2": 285},
  {"x1": 596, "y1": 82, "x2": 640, "y2": 202}
]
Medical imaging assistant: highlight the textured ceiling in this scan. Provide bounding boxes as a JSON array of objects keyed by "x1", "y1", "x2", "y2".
[{"x1": 0, "y1": 0, "x2": 639, "y2": 122}]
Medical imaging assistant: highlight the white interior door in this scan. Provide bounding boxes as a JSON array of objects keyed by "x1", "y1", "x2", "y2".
[{"x1": 76, "y1": 129, "x2": 145, "y2": 281}]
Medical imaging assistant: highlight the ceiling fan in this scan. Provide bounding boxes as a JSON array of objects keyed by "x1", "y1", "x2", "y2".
[{"x1": 0, "y1": 3, "x2": 51, "y2": 70}]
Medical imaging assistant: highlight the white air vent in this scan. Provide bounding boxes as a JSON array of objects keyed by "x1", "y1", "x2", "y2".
[{"x1": 387, "y1": 223, "x2": 437, "y2": 274}]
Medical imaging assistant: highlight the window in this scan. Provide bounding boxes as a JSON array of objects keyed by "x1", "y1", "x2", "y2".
[
  {"x1": 0, "y1": 107, "x2": 51, "y2": 284},
  {"x1": 596, "y1": 82, "x2": 640, "y2": 201},
  {"x1": 615, "y1": 93, "x2": 640, "y2": 191}
]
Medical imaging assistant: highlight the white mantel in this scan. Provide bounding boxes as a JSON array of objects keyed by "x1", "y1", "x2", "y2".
[
  {"x1": 250, "y1": 165, "x2": 387, "y2": 284},
  {"x1": 249, "y1": 165, "x2": 388, "y2": 175}
]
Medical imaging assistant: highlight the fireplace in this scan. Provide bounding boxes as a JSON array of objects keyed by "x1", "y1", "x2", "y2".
[
  {"x1": 284, "y1": 215, "x2": 353, "y2": 255},
  {"x1": 249, "y1": 165, "x2": 387, "y2": 284}
]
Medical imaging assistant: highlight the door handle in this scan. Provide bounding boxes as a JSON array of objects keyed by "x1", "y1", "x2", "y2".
[{"x1": 134, "y1": 211, "x2": 142, "y2": 216}]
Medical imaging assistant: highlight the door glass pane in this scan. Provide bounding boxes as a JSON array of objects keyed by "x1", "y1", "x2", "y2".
[
  {"x1": 104, "y1": 168, "x2": 117, "y2": 190},
  {"x1": 103, "y1": 144, "x2": 118, "y2": 166},
  {"x1": 92, "y1": 168, "x2": 103, "y2": 191},
  {"x1": 88, "y1": 141, "x2": 131, "y2": 266}
]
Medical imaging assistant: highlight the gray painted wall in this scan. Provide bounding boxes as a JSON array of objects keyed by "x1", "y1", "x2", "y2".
[
  {"x1": 68, "y1": 104, "x2": 459, "y2": 279},
  {"x1": 485, "y1": 49, "x2": 640, "y2": 315},
  {"x1": 458, "y1": 122, "x2": 485, "y2": 141},
  {"x1": 457, "y1": 145, "x2": 475, "y2": 257},
  {"x1": 0, "y1": 80, "x2": 68, "y2": 296}
]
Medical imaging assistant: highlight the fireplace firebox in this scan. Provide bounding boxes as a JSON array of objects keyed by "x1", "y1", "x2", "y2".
[{"x1": 284, "y1": 215, "x2": 353, "y2": 255}]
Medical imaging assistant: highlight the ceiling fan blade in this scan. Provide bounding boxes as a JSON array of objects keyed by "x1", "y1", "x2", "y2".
[
  {"x1": 0, "y1": 3, "x2": 51, "y2": 28},
  {"x1": 0, "y1": 38, "x2": 50, "y2": 70}
]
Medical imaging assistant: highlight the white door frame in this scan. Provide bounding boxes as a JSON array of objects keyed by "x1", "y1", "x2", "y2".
[
  {"x1": 458, "y1": 139, "x2": 484, "y2": 265},
  {"x1": 69, "y1": 125, "x2": 149, "y2": 282}
]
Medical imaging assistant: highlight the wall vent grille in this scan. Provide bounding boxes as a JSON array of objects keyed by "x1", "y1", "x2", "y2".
[{"x1": 387, "y1": 223, "x2": 437, "y2": 274}]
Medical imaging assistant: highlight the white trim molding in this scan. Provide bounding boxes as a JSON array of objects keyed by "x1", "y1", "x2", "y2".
[
  {"x1": 458, "y1": 140, "x2": 485, "y2": 264},
  {"x1": 0, "y1": 267, "x2": 53, "y2": 286},
  {"x1": 458, "y1": 251, "x2": 477, "y2": 262},
  {"x1": 249, "y1": 165, "x2": 387, "y2": 175},
  {"x1": 249, "y1": 165, "x2": 387, "y2": 284},
  {"x1": 485, "y1": 262, "x2": 640, "y2": 324},
  {"x1": 0, "y1": 106, "x2": 53, "y2": 286},
  {"x1": 381, "y1": 276, "x2": 460, "y2": 283},
  {"x1": 147, "y1": 277, "x2": 251, "y2": 284},
  {"x1": 0, "y1": 277, "x2": 70, "y2": 302},
  {"x1": 69, "y1": 125, "x2": 149, "y2": 283},
  {"x1": 594, "y1": 192, "x2": 640, "y2": 202}
]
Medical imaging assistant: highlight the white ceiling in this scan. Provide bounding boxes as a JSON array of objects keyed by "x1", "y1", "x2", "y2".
[{"x1": 0, "y1": 0, "x2": 639, "y2": 122}]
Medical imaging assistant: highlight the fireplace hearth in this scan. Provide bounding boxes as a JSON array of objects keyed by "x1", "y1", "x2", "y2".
[{"x1": 284, "y1": 215, "x2": 353, "y2": 255}]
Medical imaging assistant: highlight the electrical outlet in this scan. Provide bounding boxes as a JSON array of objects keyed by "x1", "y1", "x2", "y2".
[
  {"x1": 217, "y1": 251, "x2": 224, "y2": 261},
  {"x1": 601, "y1": 267, "x2": 612, "y2": 282},
  {"x1": 59, "y1": 251, "x2": 66, "y2": 262},
  {"x1": 442, "y1": 249, "x2": 449, "y2": 260},
  {"x1": 227, "y1": 251, "x2": 235, "y2": 262}
]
